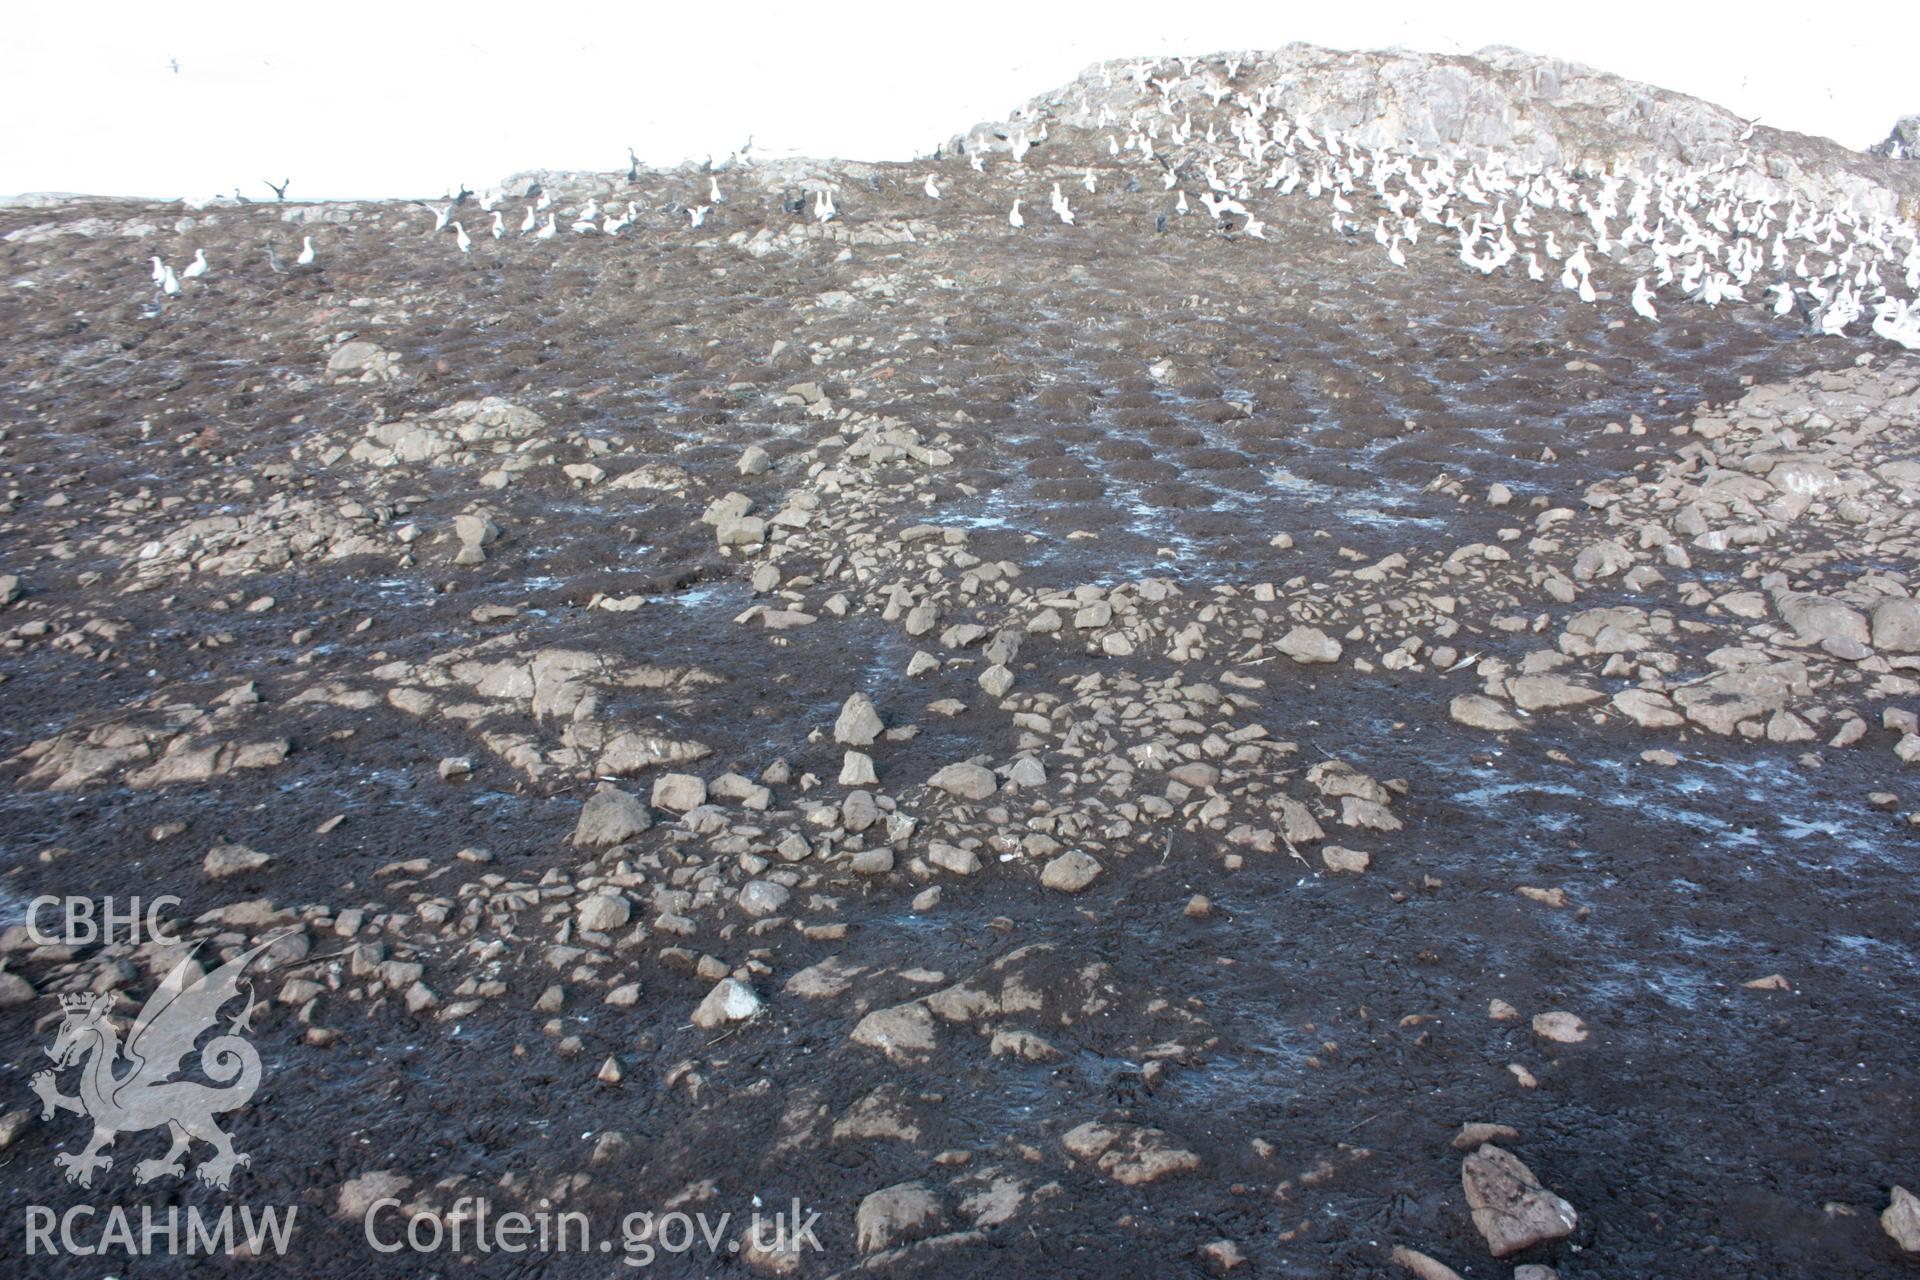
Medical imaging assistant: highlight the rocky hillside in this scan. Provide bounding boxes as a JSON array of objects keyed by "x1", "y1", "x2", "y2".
[
  {"x1": 2, "y1": 44, "x2": 1919, "y2": 1280},
  {"x1": 958, "y1": 44, "x2": 1920, "y2": 217}
]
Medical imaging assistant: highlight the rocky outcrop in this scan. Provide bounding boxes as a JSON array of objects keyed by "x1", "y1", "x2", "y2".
[
  {"x1": 1871, "y1": 115, "x2": 1920, "y2": 161},
  {"x1": 963, "y1": 45, "x2": 1920, "y2": 217}
]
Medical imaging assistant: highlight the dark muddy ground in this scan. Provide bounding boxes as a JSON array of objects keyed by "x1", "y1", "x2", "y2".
[{"x1": 0, "y1": 139, "x2": 1916, "y2": 1280}]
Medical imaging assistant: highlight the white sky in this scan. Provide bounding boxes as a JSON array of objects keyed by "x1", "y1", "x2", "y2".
[{"x1": 4, "y1": 1, "x2": 1915, "y2": 201}]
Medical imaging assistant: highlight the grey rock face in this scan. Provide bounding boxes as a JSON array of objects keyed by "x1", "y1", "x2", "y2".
[
  {"x1": 1871, "y1": 115, "x2": 1920, "y2": 161},
  {"x1": 970, "y1": 45, "x2": 1919, "y2": 217}
]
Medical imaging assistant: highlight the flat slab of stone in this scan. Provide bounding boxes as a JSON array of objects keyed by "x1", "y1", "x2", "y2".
[{"x1": 1462, "y1": 1144, "x2": 1578, "y2": 1257}]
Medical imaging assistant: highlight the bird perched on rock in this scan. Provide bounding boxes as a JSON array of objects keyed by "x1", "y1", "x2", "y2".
[
  {"x1": 159, "y1": 265, "x2": 181, "y2": 295},
  {"x1": 534, "y1": 213, "x2": 557, "y2": 241},
  {"x1": 453, "y1": 222, "x2": 472, "y2": 254},
  {"x1": 296, "y1": 236, "x2": 315, "y2": 266},
  {"x1": 923, "y1": 175, "x2": 940, "y2": 199},
  {"x1": 490, "y1": 211, "x2": 505, "y2": 239},
  {"x1": 814, "y1": 189, "x2": 836, "y2": 223},
  {"x1": 1008, "y1": 198, "x2": 1025, "y2": 229},
  {"x1": 182, "y1": 249, "x2": 208, "y2": 279},
  {"x1": 149, "y1": 255, "x2": 166, "y2": 284},
  {"x1": 689, "y1": 205, "x2": 710, "y2": 228}
]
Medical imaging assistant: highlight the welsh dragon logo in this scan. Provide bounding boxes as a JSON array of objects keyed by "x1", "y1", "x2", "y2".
[{"x1": 30, "y1": 937, "x2": 275, "y2": 1190}]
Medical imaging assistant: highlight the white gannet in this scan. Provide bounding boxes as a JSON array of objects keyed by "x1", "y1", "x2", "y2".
[
  {"x1": 709, "y1": 177, "x2": 725, "y2": 205},
  {"x1": 814, "y1": 189, "x2": 836, "y2": 223},
  {"x1": 1244, "y1": 216, "x2": 1267, "y2": 240},
  {"x1": 923, "y1": 174, "x2": 941, "y2": 199},
  {"x1": 1631, "y1": 277, "x2": 1658, "y2": 321},
  {"x1": 536, "y1": 190, "x2": 552, "y2": 211},
  {"x1": 1083, "y1": 168, "x2": 1097, "y2": 193},
  {"x1": 520, "y1": 205, "x2": 537, "y2": 234},
  {"x1": 296, "y1": 236, "x2": 315, "y2": 266},
  {"x1": 182, "y1": 249, "x2": 208, "y2": 279},
  {"x1": 1388, "y1": 237, "x2": 1407, "y2": 268},
  {"x1": 149, "y1": 255, "x2": 166, "y2": 283},
  {"x1": 689, "y1": 205, "x2": 709, "y2": 228},
  {"x1": 534, "y1": 213, "x2": 557, "y2": 241},
  {"x1": 453, "y1": 222, "x2": 472, "y2": 254},
  {"x1": 491, "y1": 210, "x2": 505, "y2": 239},
  {"x1": 1872, "y1": 299, "x2": 1920, "y2": 349},
  {"x1": 1008, "y1": 199, "x2": 1025, "y2": 228},
  {"x1": 430, "y1": 204, "x2": 451, "y2": 232}
]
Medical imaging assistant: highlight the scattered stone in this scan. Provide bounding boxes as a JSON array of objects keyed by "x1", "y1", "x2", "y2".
[
  {"x1": 1530, "y1": 1011, "x2": 1589, "y2": 1044},
  {"x1": 1040, "y1": 850, "x2": 1102, "y2": 893},
  {"x1": 1461, "y1": 1144, "x2": 1578, "y2": 1257},
  {"x1": 691, "y1": 978, "x2": 763, "y2": 1029},
  {"x1": 577, "y1": 892, "x2": 631, "y2": 932},
  {"x1": 1390, "y1": 1246, "x2": 1466, "y2": 1280},
  {"x1": 855, "y1": 1182, "x2": 946, "y2": 1255},
  {"x1": 1321, "y1": 846, "x2": 1370, "y2": 874},
  {"x1": 651, "y1": 773, "x2": 708, "y2": 813},
  {"x1": 1277, "y1": 626, "x2": 1342, "y2": 664},
  {"x1": 834, "y1": 692, "x2": 884, "y2": 745},
  {"x1": 928, "y1": 762, "x2": 997, "y2": 801},
  {"x1": 336, "y1": 1171, "x2": 410, "y2": 1220},
  {"x1": 572, "y1": 782, "x2": 653, "y2": 846},
  {"x1": 203, "y1": 843, "x2": 271, "y2": 878},
  {"x1": 1063, "y1": 1121, "x2": 1200, "y2": 1186},
  {"x1": 1885, "y1": 1186, "x2": 1920, "y2": 1252},
  {"x1": 850, "y1": 1001, "x2": 937, "y2": 1061},
  {"x1": 1198, "y1": 1239, "x2": 1248, "y2": 1273},
  {"x1": 1451, "y1": 695, "x2": 1523, "y2": 732},
  {"x1": 1452, "y1": 1122, "x2": 1520, "y2": 1151},
  {"x1": 839, "y1": 751, "x2": 878, "y2": 786}
]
